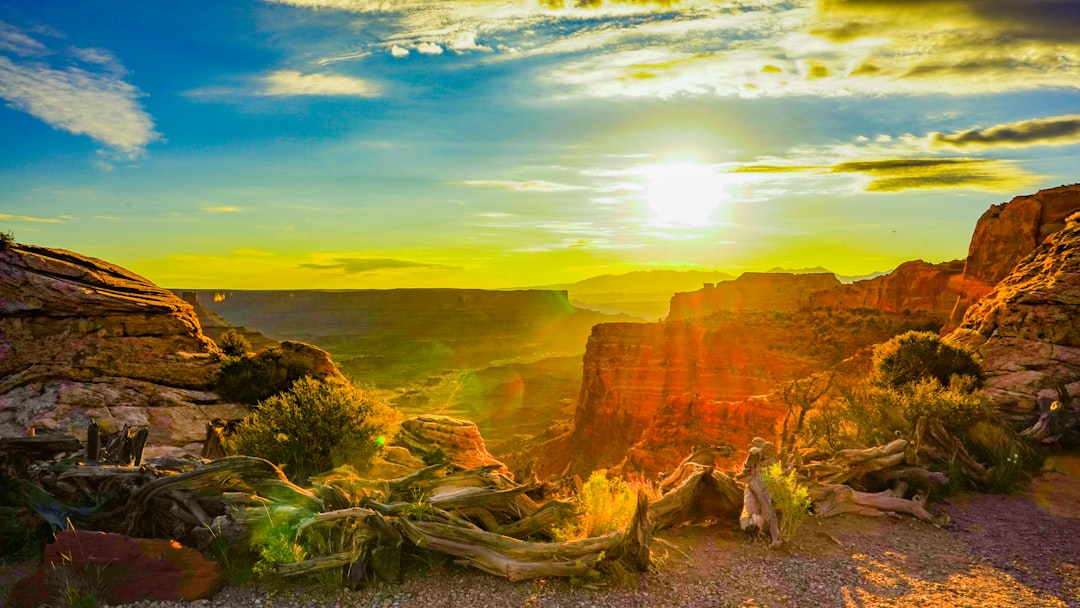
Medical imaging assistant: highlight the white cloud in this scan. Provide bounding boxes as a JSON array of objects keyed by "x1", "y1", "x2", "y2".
[
  {"x1": 462, "y1": 179, "x2": 586, "y2": 192},
  {"x1": 390, "y1": 45, "x2": 410, "y2": 58},
  {"x1": 260, "y1": 70, "x2": 381, "y2": 96},
  {"x1": 0, "y1": 21, "x2": 158, "y2": 159},
  {"x1": 416, "y1": 42, "x2": 444, "y2": 55},
  {"x1": 0, "y1": 212, "x2": 66, "y2": 223},
  {"x1": 203, "y1": 206, "x2": 241, "y2": 213},
  {"x1": 450, "y1": 32, "x2": 490, "y2": 53}
]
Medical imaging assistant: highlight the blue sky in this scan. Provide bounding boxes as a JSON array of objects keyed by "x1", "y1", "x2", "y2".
[{"x1": 1, "y1": 0, "x2": 1078, "y2": 288}]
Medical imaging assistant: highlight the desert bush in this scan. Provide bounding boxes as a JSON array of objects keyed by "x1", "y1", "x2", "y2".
[
  {"x1": 554, "y1": 470, "x2": 659, "y2": 540},
  {"x1": 215, "y1": 350, "x2": 314, "y2": 404},
  {"x1": 961, "y1": 420, "x2": 1037, "y2": 494},
  {"x1": 872, "y1": 331, "x2": 983, "y2": 390},
  {"x1": 762, "y1": 463, "x2": 812, "y2": 542},
  {"x1": 217, "y1": 329, "x2": 251, "y2": 358},
  {"x1": 0, "y1": 230, "x2": 13, "y2": 250},
  {"x1": 803, "y1": 377, "x2": 996, "y2": 451},
  {"x1": 227, "y1": 377, "x2": 397, "y2": 483}
]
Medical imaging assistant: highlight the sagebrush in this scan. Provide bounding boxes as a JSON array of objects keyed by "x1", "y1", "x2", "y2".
[
  {"x1": 217, "y1": 329, "x2": 251, "y2": 358},
  {"x1": 872, "y1": 331, "x2": 983, "y2": 390},
  {"x1": 215, "y1": 350, "x2": 315, "y2": 404},
  {"x1": 227, "y1": 377, "x2": 397, "y2": 483},
  {"x1": 762, "y1": 463, "x2": 812, "y2": 542}
]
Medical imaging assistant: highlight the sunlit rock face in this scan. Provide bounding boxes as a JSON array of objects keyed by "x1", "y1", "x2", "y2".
[
  {"x1": 667, "y1": 272, "x2": 840, "y2": 320},
  {"x1": 0, "y1": 244, "x2": 248, "y2": 455},
  {"x1": 945, "y1": 184, "x2": 1080, "y2": 332},
  {"x1": 622, "y1": 393, "x2": 788, "y2": 476},
  {"x1": 566, "y1": 308, "x2": 943, "y2": 476},
  {"x1": 809, "y1": 259, "x2": 965, "y2": 318},
  {"x1": 949, "y1": 213, "x2": 1080, "y2": 421}
]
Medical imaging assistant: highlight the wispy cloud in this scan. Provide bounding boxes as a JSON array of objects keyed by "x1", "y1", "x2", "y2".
[
  {"x1": 0, "y1": 212, "x2": 66, "y2": 223},
  {"x1": 462, "y1": 179, "x2": 586, "y2": 192},
  {"x1": 203, "y1": 206, "x2": 241, "y2": 213},
  {"x1": 931, "y1": 114, "x2": 1080, "y2": 149},
  {"x1": 298, "y1": 257, "x2": 457, "y2": 273},
  {"x1": 0, "y1": 21, "x2": 159, "y2": 158},
  {"x1": 261, "y1": 70, "x2": 381, "y2": 96}
]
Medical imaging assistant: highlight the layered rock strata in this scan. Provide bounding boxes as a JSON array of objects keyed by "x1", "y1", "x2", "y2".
[
  {"x1": 0, "y1": 244, "x2": 246, "y2": 455},
  {"x1": 949, "y1": 213, "x2": 1080, "y2": 420},
  {"x1": 667, "y1": 272, "x2": 840, "y2": 320}
]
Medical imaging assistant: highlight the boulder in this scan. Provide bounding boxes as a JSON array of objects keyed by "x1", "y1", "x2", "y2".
[
  {"x1": 395, "y1": 415, "x2": 507, "y2": 473},
  {"x1": 11, "y1": 530, "x2": 223, "y2": 607},
  {"x1": 949, "y1": 213, "x2": 1080, "y2": 420}
]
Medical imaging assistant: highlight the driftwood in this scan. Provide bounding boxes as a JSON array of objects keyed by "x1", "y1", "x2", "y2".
[
  {"x1": 810, "y1": 483, "x2": 946, "y2": 525},
  {"x1": 649, "y1": 463, "x2": 741, "y2": 530},
  {"x1": 738, "y1": 438, "x2": 781, "y2": 547}
]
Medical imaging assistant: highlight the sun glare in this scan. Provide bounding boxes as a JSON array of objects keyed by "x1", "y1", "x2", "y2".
[{"x1": 642, "y1": 163, "x2": 726, "y2": 226}]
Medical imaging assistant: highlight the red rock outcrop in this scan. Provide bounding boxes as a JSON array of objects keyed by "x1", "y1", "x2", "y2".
[
  {"x1": 948, "y1": 213, "x2": 1080, "y2": 420},
  {"x1": 809, "y1": 259, "x2": 965, "y2": 318},
  {"x1": 667, "y1": 272, "x2": 840, "y2": 320},
  {"x1": 566, "y1": 308, "x2": 943, "y2": 475},
  {"x1": 622, "y1": 393, "x2": 788, "y2": 476},
  {"x1": 12, "y1": 530, "x2": 223, "y2": 607},
  {"x1": 945, "y1": 184, "x2": 1080, "y2": 332},
  {"x1": 0, "y1": 244, "x2": 249, "y2": 455}
]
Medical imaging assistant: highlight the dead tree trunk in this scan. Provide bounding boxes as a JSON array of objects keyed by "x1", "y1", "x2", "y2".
[{"x1": 738, "y1": 438, "x2": 781, "y2": 548}]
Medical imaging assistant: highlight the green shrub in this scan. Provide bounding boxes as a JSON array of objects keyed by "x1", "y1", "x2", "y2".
[
  {"x1": 0, "y1": 230, "x2": 13, "y2": 250},
  {"x1": 803, "y1": 377, "x2": 995, "y2": 451},
  {"x1": 872, "y1": 331, "x2": 983, "y2": 390},
  {"x1": 961, "y1": 420, "x2": 1035, "y2": 494},
  {"x1": 555, "y1": 470, "x2": 639, "y2": 540},
  {"x1": 215, "y1": 350, "x2": 314, "y2": 404},
  {"x1": 227, "y1": 377, "x2": 397, "y2": 483},
  {"x1": 762, "y1": 463, "x2": 812, "y2": 543},
  {"x1": 217, "y1": 329, "x2": 251, "y2": 358}
]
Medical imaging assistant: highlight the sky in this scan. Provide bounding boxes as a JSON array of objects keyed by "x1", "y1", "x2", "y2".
[{"x1": 1, "y1": 0, "x2": 1078, "y2": 289}]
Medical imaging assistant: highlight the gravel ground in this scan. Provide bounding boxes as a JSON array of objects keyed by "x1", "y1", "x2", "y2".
[{"x1": 5, "y1": 456, "x2": 1080, "y2": 608}]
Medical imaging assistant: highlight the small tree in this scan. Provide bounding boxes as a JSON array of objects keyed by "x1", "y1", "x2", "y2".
[
  {"x1": 227, "y1": 377, "x2": 397, "y2": 482},
  {"x1": 872, "y1": 331, "x2": 983, "y2": 390},
  {"x1": 0, "y1": 230, "x2": 14, "y2": 250},
  {"x1": 217, "y1": 329, "x2": 251, "y2": 358}
]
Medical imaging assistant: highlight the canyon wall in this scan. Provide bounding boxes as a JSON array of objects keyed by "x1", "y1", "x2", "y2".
[
  {"x1": 566, "y1": 308, "x2": 942, "y2": 475},
  {"x1": 667, "y1": 272, "x2": 840, "y2": 320},
  {"x1": 945, "y1": 184, "x2": 1080, "y2": 331},
  {"x1": 949, "y1": 212, "x2": 1080, "y2": 420},
  {"x1": 809, "y1": 259, "x2": 965, "y2": 317}
]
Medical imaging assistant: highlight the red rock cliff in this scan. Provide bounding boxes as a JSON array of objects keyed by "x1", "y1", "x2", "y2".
[
  {"x1": 566, "y1": 308, "x2": 942, "y2": 475},
  {"x1": 809, "y1": 259, "x2": 965, "y2": 318},
  {"x1": 945, "y1": 184, "x2": 1080, "y2": 332},
  {"x1": 948, "y1": 212, "x2": 1080, "y2": 420},
  {"x1": 667, "y1": 272, "x2": 840, "y2": 320}
]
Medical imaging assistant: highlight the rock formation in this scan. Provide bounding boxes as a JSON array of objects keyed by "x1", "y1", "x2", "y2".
[
  {"x1": 667, "y1": 272, "x2": 840, "y2": 320},
  {"x1": 949, "y1": 212, "x2": 1080, "y2": 420},
  {"x1": 565, "y1": 308, "x2": 942, "y2": 475},
  {"x1": 622, "y1": 393, "x2": 788, "y2": 476},
  {"x1": 394, "y1": 414, "x2": 508, "y2": 473},
  {"x1": 809, "y1": 259, "x2": 965, "y2": 319},
  {"x1": 945, "y1": 184, "x2": 1080, "y2": 332}
]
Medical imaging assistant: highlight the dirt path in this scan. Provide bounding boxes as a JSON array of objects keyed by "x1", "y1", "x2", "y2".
[{"x1": 4, "y1": 456, "x2": 1080, "y2": 607}]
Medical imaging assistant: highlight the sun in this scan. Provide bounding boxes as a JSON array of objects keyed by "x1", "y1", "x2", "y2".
[{"x1": 642, "y1": 163, "x2": 726, "y2": 227}]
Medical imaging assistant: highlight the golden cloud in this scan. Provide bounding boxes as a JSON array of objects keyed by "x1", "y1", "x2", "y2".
[{"x1": 734, "y1": 157, "x2": 1037, "y2": 192}]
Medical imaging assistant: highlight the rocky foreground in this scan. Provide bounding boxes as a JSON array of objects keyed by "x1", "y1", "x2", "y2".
[{"x1": 3, "y1": 454, "x2": 1068, "y2": 608}]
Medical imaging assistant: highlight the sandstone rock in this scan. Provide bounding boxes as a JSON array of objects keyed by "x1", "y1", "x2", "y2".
[
  {"x1": 0, "y1": 245, "x2": 259, "y2": 455},
  {"x1": 12, "y1": 530, "x2": 223, "y2": 607},
  {"x1": 667, "y1": 272, "x2": 840, "y2": 320},
  {"x1": 945, "y1": 184, "x2": 1080, "y2": 332},
  {"x1": 395, "y1": 414, "x2": 507, "y2": 473},
  {"x1": 622, "y1": 393, "x2": 787, "y2": 476},
  {"x1": 810, "y1": 259, "x2": 965, "y2": 317},
  {"x1": 948, "y1": 213, "x2": 1080, "y2": 420},
  {"x1": 567, "y1": 309, "x2": 942, "y2": 475}
]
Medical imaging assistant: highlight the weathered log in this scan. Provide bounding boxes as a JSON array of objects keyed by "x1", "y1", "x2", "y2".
[
  {"x1": 0, "y1": 435, "x2": 81, "y2": 458},
  {"x1": 870, "y1": 466, "x2": 949, "y2": 489},
  {"x1": 399, "y1": 490, "x2": 652, "y2": 582},
  {"x1": 924, "y1": 419, "x2": 991, "y2": 485},
  {"x1": 201, "y1": 420, "x2": 228, "y2": 460},
  {"x1": 275, "y1": 554, "x2": 352, "y2": 577},
  {"x1": 649, "y1": 465, "x2": 741, "y2": 531},
  {"x1": 494, "y1": 499, "x2": 575, "y2": 540},
  {"x1": 738, "y1": 438, "x2": 781, "y2": 548},
  {"x1": 810, "y1": 483, "x2": 946, "y2": 524}
]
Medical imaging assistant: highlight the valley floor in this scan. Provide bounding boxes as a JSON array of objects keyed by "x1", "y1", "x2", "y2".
[{"x1": 4, "y1": 456, "x2": 1080, "y2": 608}]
